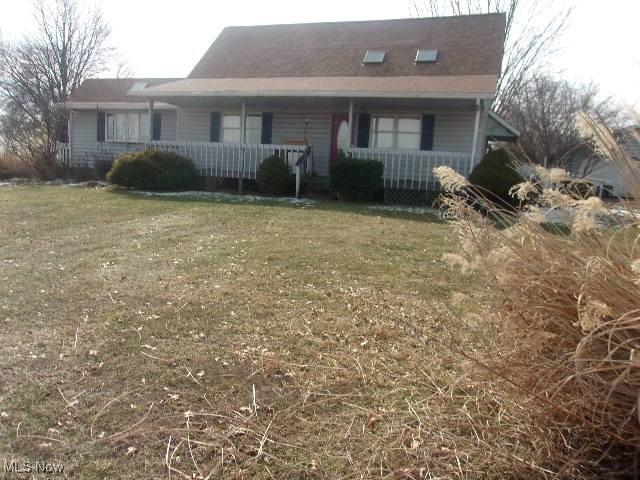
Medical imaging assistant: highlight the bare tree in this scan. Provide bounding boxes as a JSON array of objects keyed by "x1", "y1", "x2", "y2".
[
  {"x1": 412, "y1": 0, "x2": 571, "y2": 114},
  {"x1": 0, "y1": 0, "x2": 113, "y2": 173},
  {"x1": 504, "y1": 75, "x2": 618, "y2": 167}
]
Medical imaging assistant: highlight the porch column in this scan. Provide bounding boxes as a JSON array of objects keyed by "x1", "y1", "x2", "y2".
[
  {"x1": 147, "y1": 100, "x2": 154, "y2": 142},
  {"x1": 470, "y1": 98, "x2": 482, "y2": 167},
  {"x1": 240, "y1": 99, "x2": 247, "y2": 144},
  {"x1": 348, "y1": 99, "x2": 354, "y2": 147},
  {"x1": 239, "y1": 99, "x2": 247, "y2": 194}
]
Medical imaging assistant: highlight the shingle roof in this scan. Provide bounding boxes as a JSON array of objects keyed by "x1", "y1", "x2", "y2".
[
  {"x1": 67, "y1": 78, "x2": 180, "y2": 103},
  {"x1": 189, "y1": 14, "x2": 506, "y2": 79}
]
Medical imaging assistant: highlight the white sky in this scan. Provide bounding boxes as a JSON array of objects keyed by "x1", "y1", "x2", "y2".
[{"x1": 1, "y1": 0, "x2": 638, "y2": 106}]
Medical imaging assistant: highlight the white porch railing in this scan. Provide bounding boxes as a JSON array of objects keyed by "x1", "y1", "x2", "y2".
[
  {"x1": 348, "y1": 147, "x2": 473, "y2": 191},
  {"x1": 56, "y1": 142, "x2": 71, "y2": 166},
  {"x1": 147, "y1": 141, "x2": 312, "y2": 180}
]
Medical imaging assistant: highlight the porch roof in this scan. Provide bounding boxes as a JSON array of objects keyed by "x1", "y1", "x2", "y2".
[{"x1": 135, "y1": 74, "x2": 498, "y2": 100}]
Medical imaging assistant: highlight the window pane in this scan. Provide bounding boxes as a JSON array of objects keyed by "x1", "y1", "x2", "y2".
[
  {"x1": 223, "y1": 115, "x2": 241, "y2": 128},
  {"x1": 140, "y1": 113, "x2": 149, "y2": 141},
  {"x1": 106, "y1": 114, "x2": 115, "y2": 141},
  {"x1": 116, "y1": 114, "x2": 127, "y2": 141},
  {"x1": 397, "y1": 118, "x2": 420, "y2": 133},
  {"x1": 397, "y1": 132, "x2": 420, "y2": 149},
  {"x1": 246, "y1": 128, "x2": 261, "y2": 144},
  {"x1": 127, "y1": 113, "x2": 139, "y2": 141},
  {"x1": 246, "y1": 115, "x2": 262, "y2": 129},
  {"x1": 374, "y1": 117, "x2": 394, "y2": 132},
  {"x1": 373, "y1": 132, "x2": 394, "y2": 149},
  {"x1": 223, "y1": 128, "x2": 241, "y2": 143}
]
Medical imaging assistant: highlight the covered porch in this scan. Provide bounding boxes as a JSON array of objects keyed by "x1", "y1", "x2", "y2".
[{"x1": 140, "y1": 92, "x2": 488, "y2": 193}]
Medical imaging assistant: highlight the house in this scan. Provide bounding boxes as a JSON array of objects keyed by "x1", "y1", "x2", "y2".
[
  {"x1": 63, "y1": 14, "x2": 517, "y2": 194},
  {"x1": 567, "y1": 126, "x2": 640, "y2": 197}
]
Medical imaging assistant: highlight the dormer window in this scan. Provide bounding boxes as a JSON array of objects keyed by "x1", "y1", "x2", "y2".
[
  {"x1": 363, "y1": 50, "x2": 386, "y2": 64},
  {"x1": 415, "y1": 49, "x2": 438, "y2": 63}
]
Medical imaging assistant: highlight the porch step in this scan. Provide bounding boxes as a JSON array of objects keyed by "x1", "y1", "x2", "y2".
[{"x1": 306, "y1": 176, "x2": 332, "y2": 192}]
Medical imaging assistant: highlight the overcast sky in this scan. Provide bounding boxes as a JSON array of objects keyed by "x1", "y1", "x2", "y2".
[{"x1": 1, "y1": 0, "x2": 638, "y2": 106}]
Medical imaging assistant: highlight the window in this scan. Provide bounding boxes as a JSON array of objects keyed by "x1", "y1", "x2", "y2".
[
  {"x1": 370, "y1": 117, "x2": 394, "y2": 148},
  {"x1": 397, "y1": 118, "x2": 421, "y2": 149},
  {"x1": 246, "y1": 115, "x2": 262, "y2": 144},
  {"x1": 222, "y1": 114, "x2": 241, "y2": 143},
  {"x1": 363, "y1": 50, "x2": 386, "y2": 64},
  {"x1": 370, "y1": 116, "x2": 421, "y2": 150},
  {"x1": 222, "y1": 114, "x2": 262, "y2": 143},
  {"x1": 415, "y1": 49, "x2": 438, "y2": 63},
  {"x1": 106, "y1": 112, "x2": 149, "y2": 142}
]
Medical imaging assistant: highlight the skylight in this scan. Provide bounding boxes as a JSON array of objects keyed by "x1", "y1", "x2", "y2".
[
  {"x1": 363, "y1": 50, "x2": 386, "y2": 64},
  {"x1": 415, "y1": 49, "x2": 438, "y2": 63}
]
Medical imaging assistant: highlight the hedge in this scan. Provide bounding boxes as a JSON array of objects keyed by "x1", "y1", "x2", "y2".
[
  {"x1": 330, "y1": 158, "x2": 383, "y2": 201},
  {"x1": 107, "y1": 149, "x2": 196, "y2": 190},
  {"x1": 256, "y1": 154, "x2": 292, "y2": 195}
]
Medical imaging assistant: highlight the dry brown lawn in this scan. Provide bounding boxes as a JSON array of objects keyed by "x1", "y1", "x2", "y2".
[{"x1": 0, "y1": 185, "x2": 555, "y2": 479}]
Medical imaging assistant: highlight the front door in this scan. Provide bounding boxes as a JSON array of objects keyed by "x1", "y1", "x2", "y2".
[{"x1": 331, "y1": 114, "x2": 350, "y2": 162}]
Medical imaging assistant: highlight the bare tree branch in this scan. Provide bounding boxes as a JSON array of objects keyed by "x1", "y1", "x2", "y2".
[
  {"x1": 0, "y1": 0, "x2": 114, "y2": 173},
  {"x1": 412, "y1": 0, "x2": 572, "y2": 114},
  {"x1": 503, "y1": 75, "x2": 620, "y2": 166}
]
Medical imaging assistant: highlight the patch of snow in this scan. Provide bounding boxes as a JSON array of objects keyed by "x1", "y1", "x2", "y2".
[
  {"x1": 130, "y1": 190, "x2": 317, "y2": 206},
  {"x1": 368, "y1": 205, "x2": 440, "y2": 216},
  {"x1": 63, "y1": 181, "x2": 109, "y2": 188}
]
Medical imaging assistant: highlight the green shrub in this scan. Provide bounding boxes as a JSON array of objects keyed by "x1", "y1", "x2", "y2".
[
  {"x1": 468, "y1": 149, "x2": 523, "y2": 205},
  {"x1": 330, "y1": 159, "x2": 383, "y2": 201},
  {"x1": 107, "y1": 149, "x2": 196, "y2": 190},
  {"x1": 256, "y1": 154, "x2": 292, "y2": 196}
]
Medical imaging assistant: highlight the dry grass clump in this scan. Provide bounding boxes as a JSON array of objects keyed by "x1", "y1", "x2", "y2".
[
  {"x1": 0, "y1": 153, "x2": 36, "y2": 179},
  {"x1": 435, "y1": 112, "x2": 640, "y2": 476}
]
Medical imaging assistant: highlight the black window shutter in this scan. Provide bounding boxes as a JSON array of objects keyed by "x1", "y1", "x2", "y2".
[
  {"x1": 261, "y1": 113, "x2": 273, "y2": 144},
  {"x1": 97, "y1": 112, "x2": 106, "y2": 142},
  {"x1": 420, "y1": 114, "x2": 435, "y2": 151},
  {"x1": 356, "y1": 113, "x2": 371, "y2": 148},
  {"x1": 210, "y1": 112, "x2": 221, "y2": 142},
  {"x1": 152, "y1": 113, "x2": 162, "y2": 141}
]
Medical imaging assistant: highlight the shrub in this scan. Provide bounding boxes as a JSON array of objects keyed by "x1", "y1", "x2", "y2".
[
  {"x1": 107, "y1": 149, "x2": 196, "y2": 190},
  {"x1": 435, "y1": 111, "x2": 640, "y2": 476},
  {"x1": 468, "y1": 149, "x2": 523, "y2": 205},
  {"x1": 330, "y1": 158, "x2": 383, "y2": 201},
  {"x1": 256, "y1": 154, "x2": 291, "y2": 196}
]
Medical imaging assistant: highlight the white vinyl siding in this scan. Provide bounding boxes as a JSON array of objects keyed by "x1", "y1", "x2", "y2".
[
  {"x1": 271, "y1": 112, "x2": 331, "y2": 176},
  {"x1": 432, "y1": 111, "x2": 476, "y2": 152}
]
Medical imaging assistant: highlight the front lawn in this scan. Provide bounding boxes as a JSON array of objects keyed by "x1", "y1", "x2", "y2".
[{"x1": 0, "y1": 186, "x2": 544, "y2": 479}]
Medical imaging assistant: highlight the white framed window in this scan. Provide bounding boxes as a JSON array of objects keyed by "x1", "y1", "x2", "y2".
[
  {"x1": 370, "y1": 115, "x2": 421, "y2": 150},
  {"x1": 246, "y1": 115, "x2": 262, "y2": 144},
  {"x1": 222, "y1": 113, "x2": 262, "y2": 143},
  {"x1": 222, "y1": 114, "x2": 241, "y2": 143},
  {"x1": 106, "y1": 112, "x2": 149, "y2": 142},
  {"x1": 370, "y1": 117, "x2": 394, "y2": 149}
]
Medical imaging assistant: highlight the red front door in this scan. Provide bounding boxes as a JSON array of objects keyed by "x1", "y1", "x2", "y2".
[{"x1": 331, "y1": 114, "x2": 350, "y2": 162}]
